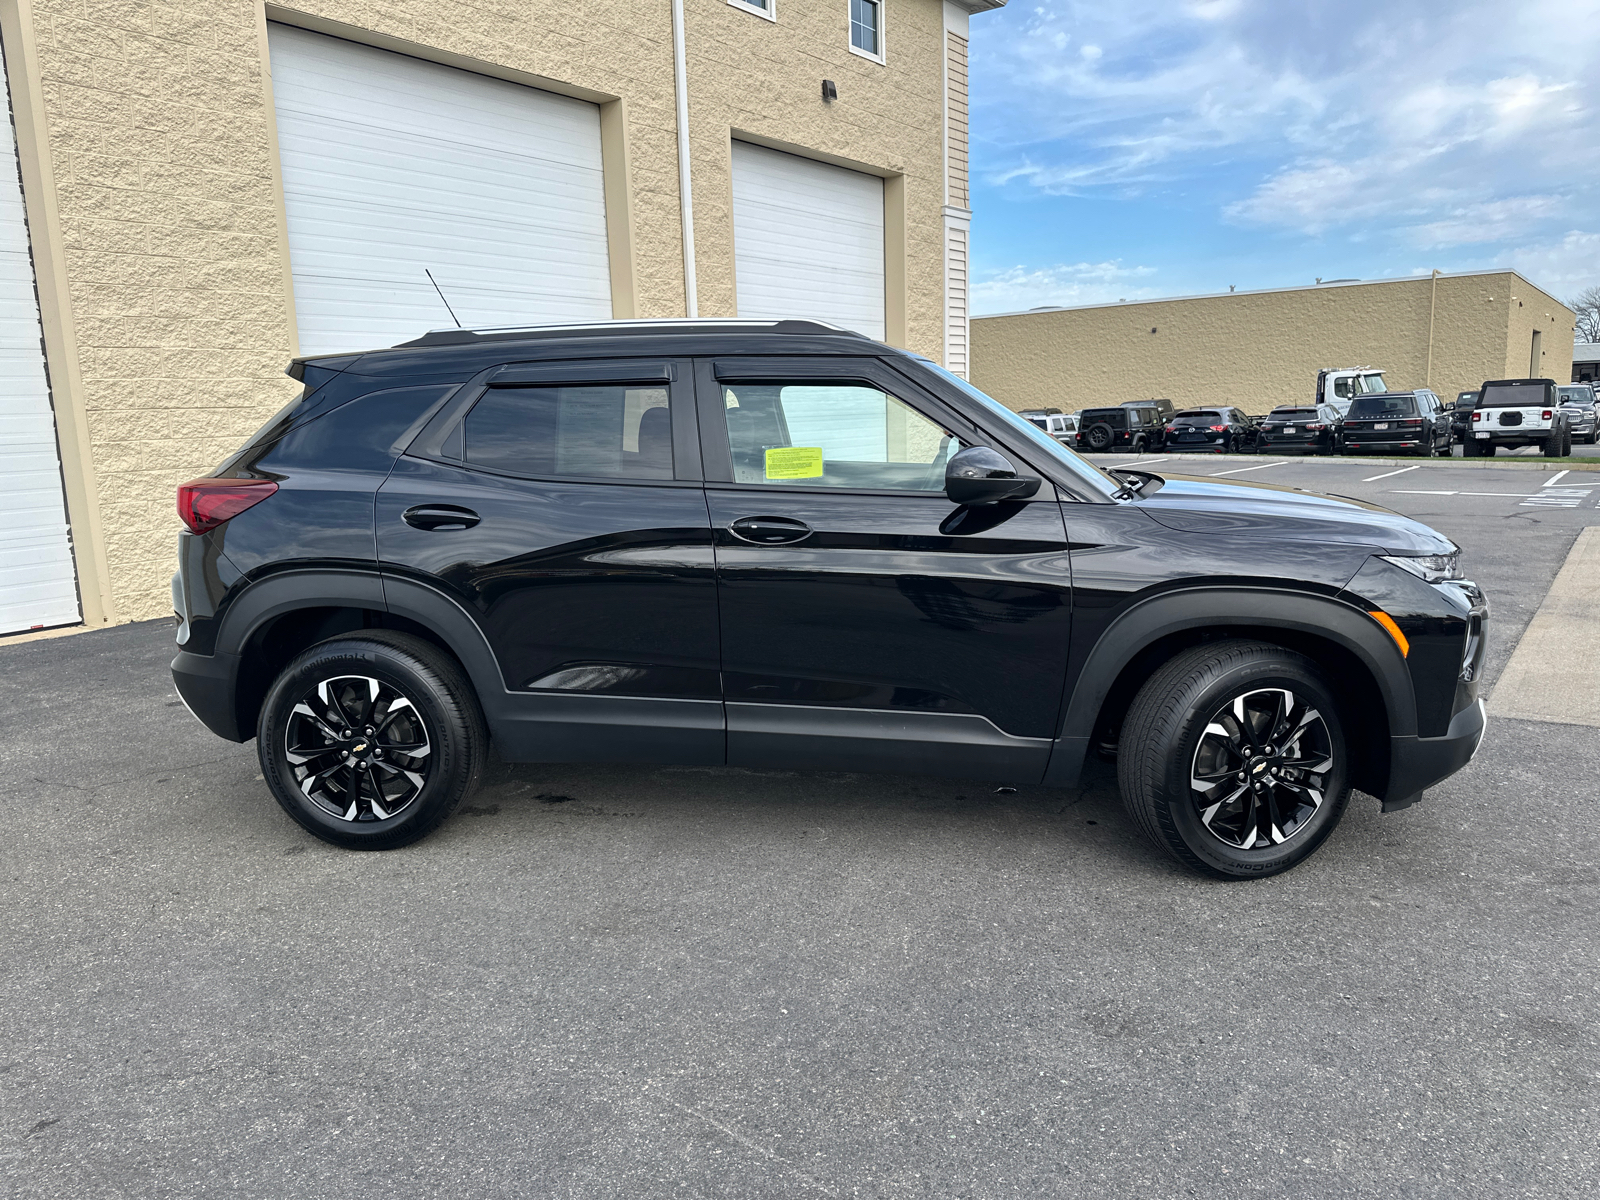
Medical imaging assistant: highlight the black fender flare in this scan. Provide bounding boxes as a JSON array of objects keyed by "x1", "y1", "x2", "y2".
[
  {"x1": 192, "y1": 567, "x2": 510, "y2": 739},
  {"x1": 1043, "y1": 586, "x2": 1414, "y2": 788}
]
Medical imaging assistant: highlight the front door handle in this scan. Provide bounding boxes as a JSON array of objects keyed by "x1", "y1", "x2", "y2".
[
  {"x1": 728, "y1": 515, "x2": 812, "y2": 545},
  {"x1": 403, "y1": 504, "x2": 480, "y2": 531}
]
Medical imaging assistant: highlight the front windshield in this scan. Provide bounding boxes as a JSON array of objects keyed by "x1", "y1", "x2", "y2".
[
  {"x1": 1557, "y1": 386, "x2": 1593, "y2": 405},
  {"x1": 921, "y1": 363, "x2": 1123, "y2": 499}
]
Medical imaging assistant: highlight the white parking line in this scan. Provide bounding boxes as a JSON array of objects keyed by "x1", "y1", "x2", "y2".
[
  {"x1": 1392, "y1": 489, "x2": 1458, "y2": 495},
  {"x1": 1211, "y1": 460, "x2": 1288, "y2": 477},
  {"x1": 1544, "y1": 470, "x2": 1570, "y2": 487},
  {"x1": 1364, "y1": 465, "x2": 1421, "y2": 482}
]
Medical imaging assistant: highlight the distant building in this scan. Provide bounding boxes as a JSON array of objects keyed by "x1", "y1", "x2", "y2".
[
  {"x1": 970, "y1": 270, "x2": 1577, "y2": 414},
  {"x1": 1574, "y1": 344, "x2": 1600, "y2": 384}
]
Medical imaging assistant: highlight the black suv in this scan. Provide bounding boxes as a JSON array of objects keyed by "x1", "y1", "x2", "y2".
[
  {"x1": 1164, "y1": 406, "x2": 1256, "y2": 453},
  {"x1": 1256, "y1": 405, "x2": 1343, "y2": 455},
  {"x1": 1076, "y1": 405, "x2": 1165, "y2": 453},
  {"x1": 1339, "y1": 390, "x2": 1451, "y2": 456},
  {"x1": 171, "y1": 321, "x2": 1488, "y2": 880}
]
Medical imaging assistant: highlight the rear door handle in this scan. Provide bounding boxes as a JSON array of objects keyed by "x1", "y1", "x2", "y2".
[
  {"x1": 729, "y1": 515, "x2": 812, "y2": 545},
  {"x1": 403, "y1": 504, "x2": 480, "y2": 531}
]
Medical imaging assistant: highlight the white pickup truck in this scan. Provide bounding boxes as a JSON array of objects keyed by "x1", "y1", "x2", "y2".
[{"x1": 1464, "y1": 378, "x2": 1571, "y2": 458}]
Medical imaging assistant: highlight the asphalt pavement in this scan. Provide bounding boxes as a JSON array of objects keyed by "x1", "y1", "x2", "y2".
[{"x1": 2, "y1": 462, "x2": 1598, "y2": 1199}]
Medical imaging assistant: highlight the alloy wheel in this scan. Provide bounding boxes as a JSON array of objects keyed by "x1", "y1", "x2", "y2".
[
  {"x1": 1189, "y1": 687, "x2": 1333, "y2": 849},
  {"x1": 284, "y1": 675, "x2": 432, "y2": 821}
]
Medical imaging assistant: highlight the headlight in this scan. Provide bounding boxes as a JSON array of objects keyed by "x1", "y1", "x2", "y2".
[{"x1": 1380, "y1": 553, "x2": 1463, "y2": 584}]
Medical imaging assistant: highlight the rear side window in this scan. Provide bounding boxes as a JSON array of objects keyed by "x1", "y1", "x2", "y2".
[
  {"x1": 1347, "y1": 395, "x2": 1417, "y2": 419},
  {"x1": 1479, "y1": 382, "x2": 1551, "y2": 408},
  {"x1": 462, "y1": 385, "x2": 673, "y2": 479}
]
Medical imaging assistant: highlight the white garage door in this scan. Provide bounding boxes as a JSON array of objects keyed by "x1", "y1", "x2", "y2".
[
  {"x1": 0, "y1": 43, "x2": 78, "y2": 635},
  {"x1": 267, "y1": 24, "x2": 612, "y2": 356},
  {"x1": 731, "y1": 141, "x2": 885, "y2": 341}
]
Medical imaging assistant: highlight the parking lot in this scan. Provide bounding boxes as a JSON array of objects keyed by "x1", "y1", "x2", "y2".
[{"x1": 3, "y1": 458, "x2": 1598, "y2": 1199}]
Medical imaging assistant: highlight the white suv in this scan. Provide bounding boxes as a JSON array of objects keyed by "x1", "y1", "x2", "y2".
[{"x1": 1465, "y1": 378, "x2": 1571, "y2": 458}]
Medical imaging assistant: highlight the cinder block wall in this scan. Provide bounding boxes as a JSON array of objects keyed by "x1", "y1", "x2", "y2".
[
  {"x1": 970, "y1": 272, "x2": 1578, "y2": 415},
  {"x1": 15, "y1": 0, "x2": 949, "y2": 622}
]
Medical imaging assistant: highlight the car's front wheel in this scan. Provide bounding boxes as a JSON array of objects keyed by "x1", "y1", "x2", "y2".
[
  {"x1": 257, "y1": 631, "x2": 487, "y2": 850},
  {"x1": 1117, "y1": 640, "x2": 1351, "y2": 879}
]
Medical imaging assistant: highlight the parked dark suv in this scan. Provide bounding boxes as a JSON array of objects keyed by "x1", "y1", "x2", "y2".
[
  {"x1": 171, "y1": 320, "x2": 1488, "y2": 880},
  {"x1": 1338, "y1": 390, "x2": 1451, "y2": 456},
  {"x1": 1076, "y1": 405, "x2": 1165, "y2": 453}
]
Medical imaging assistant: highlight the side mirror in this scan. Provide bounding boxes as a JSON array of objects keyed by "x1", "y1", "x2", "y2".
[{"x1": 945, "y1": 446, "x2": 1041, "y2": 506}]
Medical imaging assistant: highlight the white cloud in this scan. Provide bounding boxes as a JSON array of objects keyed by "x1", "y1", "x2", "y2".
[
  {"x1": 973, "y1": 0, "x2": 1600, "y2": 267},
  {"x1": 1500, "y1": 231, "x2": 1600, "y2": 299},
  {"x1": 972, "y1": 261, "x2": 1159, "y2": 314}
]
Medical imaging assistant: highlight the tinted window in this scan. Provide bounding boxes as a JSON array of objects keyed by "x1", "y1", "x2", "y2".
[
  {"x1": 1557, "y1": 386, "x2": 1594, "y2": 404},
  {"x1": 1347, "y1": 395, "x2": 1418, "y2": 419},
  {"x1": 1269, "y1": 407, "x2": 1319, "y2": 417},
  {"x1": 1480, "y1": 382, "x2": 1551, "y2": 407},
  {"x1": 462, "y1": 385, "x2": 673, "y2": 479},
  {"x1": 1455, "y1": 393, "x2": 1478, "y2": 410},
  {"x1": 1080, "y1": 409, "x2": 1127, "y2": 426},
  {"x1": 719, "y1": 381, "x2": 957, "y2": 491},
  {"x1": 1173, "y1": 410, "x2": 1224, "y2": 421}
]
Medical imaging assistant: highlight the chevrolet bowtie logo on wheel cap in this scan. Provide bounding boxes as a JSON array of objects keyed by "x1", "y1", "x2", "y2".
[{"x1": 352, "y1": 742, "x2": 368, "y2": 753}]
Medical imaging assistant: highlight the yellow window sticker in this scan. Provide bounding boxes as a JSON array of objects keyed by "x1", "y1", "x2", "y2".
[{"x1": 764, "y1": 446, "x2": 824, "y2": 480}]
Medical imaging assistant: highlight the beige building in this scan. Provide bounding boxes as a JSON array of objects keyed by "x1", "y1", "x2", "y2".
[
  {"x1": 0, "y1": 0, "x2": 1001, "y2": 634},
  {"x1": 971, "y1": 270, "x2": 1577, "y2": 417}
]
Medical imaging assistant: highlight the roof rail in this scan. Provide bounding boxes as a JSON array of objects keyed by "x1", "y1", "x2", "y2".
[{"x1": 394, "y1": 317, "x2": 860, "y2": 349}]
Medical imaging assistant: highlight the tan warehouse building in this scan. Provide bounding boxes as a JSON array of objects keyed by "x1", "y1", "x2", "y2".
[
  {"x1": 0, "y1": 0, "x2": 1001, "y2": 634},
  {"x1": 971, "y1": 270, "x2": 1577, "y2": 417}
]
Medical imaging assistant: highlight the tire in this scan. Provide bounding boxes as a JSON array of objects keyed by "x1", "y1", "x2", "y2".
[
  {"x1": 1130, "y1": 435, "x2": 1146, "y2": 454},
  {"x1": 1544, "y1": 429, "x2": 1563, "y2": 457},
  {"x1": 1563, "y1": 427, "x2": 1573, "y2": 456},
  {"x1": 257, "y1": 630, "x2": 487, "y2": 850},
  {"x1": 1117, "y1": 640, "x2": 1352, "y2": 880},
  {"x1": 1084, "y1": 422, "x2": 1115, "y2": 452}
]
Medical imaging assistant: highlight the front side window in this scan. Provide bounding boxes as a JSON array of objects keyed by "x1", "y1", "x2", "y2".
[
  {"x1": 850, "y1": 0, "x2": 881, "y2": 57},
  {"x1": 1333, "y1": 377, "x2": 1356, "y2": 400},
  {"x1": 1361, "y1": 373, "x2": 1388, "y2": 393},
  {"x1": 720, "y1": 381, "x2": 955, "y2": 490},
  {"x1": 461, "y1": 384, "x2": 673, "y2": 480}
]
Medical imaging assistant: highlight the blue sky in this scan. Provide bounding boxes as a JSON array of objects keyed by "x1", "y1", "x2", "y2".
[{"x1": 967, "y1": 0, "x2": 1600, "y2": 314}]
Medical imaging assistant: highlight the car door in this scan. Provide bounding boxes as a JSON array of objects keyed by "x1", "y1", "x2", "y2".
[
  {"x1": 696, "y1": 356, "x2": 1073, "y2": 782},
  {"x1": 377, "y1": 358, "x2": 723, "y2": 765}
]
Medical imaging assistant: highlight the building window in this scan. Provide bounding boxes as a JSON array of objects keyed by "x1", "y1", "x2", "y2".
[
  {"x1": 728, "y1": 0, "x2": 775, "y2": 21},
  {"x1": 850, "y1": 0, "x2": 883, "y2": 60}
]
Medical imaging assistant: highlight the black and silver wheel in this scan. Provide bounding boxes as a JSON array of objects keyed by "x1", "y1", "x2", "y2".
[
  {"x1": 258, "y1": 631, "x2": 486, "y2": 850},
  {"x1": 1118, "y1": 640, "x2": 1351, "y2": 879},
  {"x1": 1085, "y1": 422, "x2": 1115, "y2": 452}
]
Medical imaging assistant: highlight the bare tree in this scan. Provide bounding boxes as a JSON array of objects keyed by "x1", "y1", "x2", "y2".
[{"x1": 1570, "y1": 286, "x2": 1600, "y2": 343}]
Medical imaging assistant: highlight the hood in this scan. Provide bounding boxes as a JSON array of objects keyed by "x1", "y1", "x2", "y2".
[{"x1": 1130, "y1": 473, "x2": 1456, "y2": 555}]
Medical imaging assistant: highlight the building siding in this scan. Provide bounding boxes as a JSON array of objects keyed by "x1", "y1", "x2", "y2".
[
  {"x1": 971, "y1": 272, "x2": 1578, "y2": 415},
  {"x1": 15, "y1": 0, "x2": 963, "y2": 622}
]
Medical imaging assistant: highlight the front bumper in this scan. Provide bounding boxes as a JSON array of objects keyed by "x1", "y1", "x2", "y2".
[{"x1": 1382, "y1": 699, "x2": 1486, "y2": 812}]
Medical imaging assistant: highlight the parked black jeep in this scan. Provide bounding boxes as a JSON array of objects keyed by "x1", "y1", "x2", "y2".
[
  {"x1": 1075, "y1": 405, "x2": 1165, "y2": 453},
  {"x1": 172, "y1": 320, "x2": 1488, "y2": 879}
]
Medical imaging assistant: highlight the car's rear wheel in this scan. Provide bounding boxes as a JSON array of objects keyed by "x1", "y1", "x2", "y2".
[
  {"x1": 258, "y1": 631, "x2": 486, "y2": 850},
  {"x1": 1544, "y1": 428, "x2": 1563, "y2": 457},
  {"x1": 1117, "y1": 640, "x2": 1351, "y2": 880}
]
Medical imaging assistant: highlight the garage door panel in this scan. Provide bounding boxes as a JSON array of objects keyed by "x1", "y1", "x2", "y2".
[
  {"x1": 269, "y1": 24, "x2": 612, "y2": 355},
  {"x1": 0, "y1": 38, "x2": 79, "y2": 634},
  {"x1": 731, "y1": 141, "x2": 885, "y2": 341}
]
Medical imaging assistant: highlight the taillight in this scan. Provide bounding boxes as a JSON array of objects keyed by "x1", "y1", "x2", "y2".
[
  {"x1": 1400, "y1": 418, "x2": 1424, "y2": 427},
  {"x1": 1542, "y1": 410, "x2": 1553, "y2": 420},
  {"x1": 1166, "y1": 424, "x2": 1176, "y2": 431},
  {"x1": 1306, "y1": 422, "x2": 1326, "y2": 430},
  {"x1": 176, "y1": 477, "x2": 278, "y2": 535},
  {"x1": 1209, "y1": 425, "x2": 1227, "y2": 432},
  {"x1": 1472, "y1": 412, "x2": 1481, "y2": 422}
]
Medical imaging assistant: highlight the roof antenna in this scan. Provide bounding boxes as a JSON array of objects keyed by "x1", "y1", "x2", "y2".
[{"x1": 425, "y1": 269, "x2": 463, "y2": 328}]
